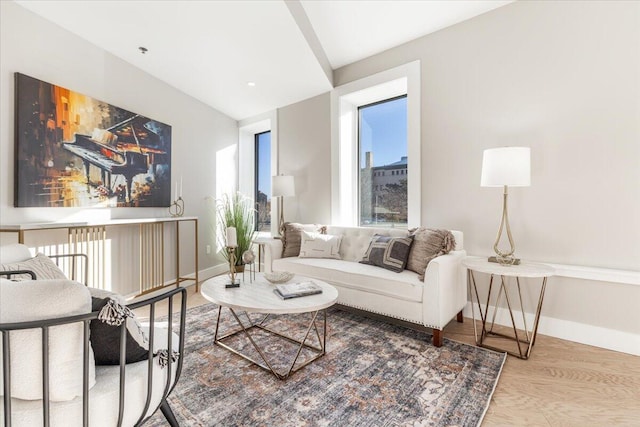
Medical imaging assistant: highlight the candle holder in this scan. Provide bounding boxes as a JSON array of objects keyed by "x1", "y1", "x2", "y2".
[
  {"x1": 169, "y1": 197, "x2": 184, "y2": 217},
  {"x1": 225, "y1": 246, "x2": 240, "y2": 288}
]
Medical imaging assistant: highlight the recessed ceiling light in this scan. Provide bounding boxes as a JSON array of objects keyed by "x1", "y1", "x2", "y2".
[
  {"x1": 138, "y1": 46, "x2": 148, "y2": 54},
  {"x1": 247, "y1": 81, "x2": 256, "y2": 87}
]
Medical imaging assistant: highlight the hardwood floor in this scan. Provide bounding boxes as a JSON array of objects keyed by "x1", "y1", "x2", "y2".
[{"x1": 140, "y1": 285, "x2": 640, "y2": 426}]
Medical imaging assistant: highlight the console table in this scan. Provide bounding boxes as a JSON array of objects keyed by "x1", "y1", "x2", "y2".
[
  {"x1": 463, "y1": 257, "x2": 555, "y2": 359},
  {"x1": 0, "y1": 217, "x2": 198, "y2": 295}
]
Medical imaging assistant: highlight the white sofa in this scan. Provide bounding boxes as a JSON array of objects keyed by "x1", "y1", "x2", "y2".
[{"x1": 262, "y1": 226, "x2": 467, "y2": 346}]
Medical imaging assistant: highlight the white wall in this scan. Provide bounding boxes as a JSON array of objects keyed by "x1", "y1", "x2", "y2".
[
  {"x1": 0, "y1": 1, "x2": 238, "y2": 293},
  {"x1": 278, "y1": 1, "x2": 640, "y2": 353},
  {"x1": 278, "y1": 92, "x2": 332, "y2": 224}
]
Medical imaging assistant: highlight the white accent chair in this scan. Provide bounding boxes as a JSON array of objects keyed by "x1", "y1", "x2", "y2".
[{"x1": 0, "y1": 243, "x2": 186, "y2": 426}]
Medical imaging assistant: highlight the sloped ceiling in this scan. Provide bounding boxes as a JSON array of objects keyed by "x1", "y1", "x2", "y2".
[{"x1": 15, "y1": 0, "x2": 512, "y2": 120}]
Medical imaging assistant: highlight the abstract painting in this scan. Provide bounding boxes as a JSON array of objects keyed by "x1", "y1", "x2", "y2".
[{"x1": 14, "y1": 73, "x2": 172, "y2": 207}]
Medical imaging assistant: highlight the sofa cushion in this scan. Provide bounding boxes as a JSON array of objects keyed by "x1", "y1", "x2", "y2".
[
  {"x1": 0, "y1": 252, "x2": 68, "y2": 281},
  {"x1": 406, "y1": 228, "x2": 457, "y2": 281},
  {"x1": 282, "y1": 223, "x2": 326, "y2": 258},
  {"x1": 298, "y1": 231, "x2": 342, "y2": 259},
  {"x1": 360, "y1": 235, "x2": 414, "y2": 273},
  {"x1": 272, "y1": 257, "x2": 424, "y2": 302},
  {"x1": 0, "y1": 278, "x2": 96, "y2": 401},
  {"x1": 325, "y1": 226, "x2": 409, "y2": 262}
]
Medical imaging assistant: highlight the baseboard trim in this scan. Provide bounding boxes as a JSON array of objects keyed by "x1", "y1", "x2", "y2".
[{"x1": 463, "y1": 302, "x2": 640, "y2": 356}]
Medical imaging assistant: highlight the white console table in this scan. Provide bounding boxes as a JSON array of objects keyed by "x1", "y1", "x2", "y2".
[{"x1": 0, "y1": 217, "x2": 198, "y2": 294}]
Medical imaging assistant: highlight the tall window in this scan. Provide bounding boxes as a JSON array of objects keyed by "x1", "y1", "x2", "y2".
[
  {"x1": 358, "y1": 96, "x2": 407, "y2": 227},
  {"x1": 255, "y1": 131, "x2": 271, "y2": 231}
]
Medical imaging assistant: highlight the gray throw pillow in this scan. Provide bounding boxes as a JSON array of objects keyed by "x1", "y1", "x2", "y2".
[
  {"x1": 282, "y1": 223, "x2": 326, "y2": 258},
  {"x1": 406, "y1": 228, "x2": 456, "y2": 281},
  {"x1": 360, "y1": 234, "x2": 414, "y2": 273}
]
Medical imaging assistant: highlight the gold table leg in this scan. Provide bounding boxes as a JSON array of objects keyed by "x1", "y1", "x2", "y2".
[{"x1": 213, "y1": 308, "x2": 327, "y2": 380}]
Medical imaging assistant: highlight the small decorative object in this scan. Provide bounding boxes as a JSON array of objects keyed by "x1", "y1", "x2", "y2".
[
  {"x1": 481, "y1": 147, "x2": 531, "y2": 265},
  {"x1": 225, "y1": 227, "x2": 240, "y2": 288},
  {"x1": 241, "y1": 249, "x2": 256, "y2": 283},
  {"x1": 169, "y1": 177, "x2": 184, "y2": 217},
  {"x1": 264, "y1": 271, "x2": 294, "y2": 284},
  {"x1": 169, "y1": 197, "x2": 184, "y2": 217}
]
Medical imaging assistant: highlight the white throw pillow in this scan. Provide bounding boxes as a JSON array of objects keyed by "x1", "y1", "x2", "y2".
[
  {"x1": 298, "y1": 231, "x2": 342, "y2": 259},
  {"x1": 0, "y1": 278, "x2": 96, "y2": 401},
  {"x1": 0, "y1": 252, "x2": 68, "y2": 281}
]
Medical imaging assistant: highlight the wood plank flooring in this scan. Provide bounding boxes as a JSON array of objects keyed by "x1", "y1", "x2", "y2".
[{"x1": 138, "y1": 285, "x2": 640, "y2": 426}]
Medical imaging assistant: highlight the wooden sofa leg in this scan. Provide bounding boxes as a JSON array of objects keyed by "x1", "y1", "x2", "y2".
[
  {"x1": 457, "y1": 310, "x2": 464, "y2": 323},
  {"x1": 432, "y1": 329, "x2": 443, "y2": 347},
  {"x1": 160, "y1": 400, "x2": 179, "y2": 427}
]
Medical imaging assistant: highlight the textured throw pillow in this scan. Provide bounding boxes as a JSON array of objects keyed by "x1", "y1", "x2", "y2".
[
  {"x1": 90, "y1": 294, "x2": 150, "y2": 365},
  {"x1": 406, "y1": 228, "x2": 457, "y2": 281},
  {"x1": 360, "y1": 234, "x2": 414, "y2": 273},
  {"x1": 0, "y1": 252, "x2": 68, "y2": 280},
  {"x1": 298, "y1": 231, "x2": 342, "y2": 259},
  {"x1": 0, "y1": 278, "x2": 96, "y2": 401},
  {"x1": 282, "y1": 223, "x2": 326, "y2": 258}
]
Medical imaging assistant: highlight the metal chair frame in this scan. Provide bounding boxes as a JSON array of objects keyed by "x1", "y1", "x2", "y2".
[{"x1": 0, "y1": 270, "x2": 187, "y2": 427}]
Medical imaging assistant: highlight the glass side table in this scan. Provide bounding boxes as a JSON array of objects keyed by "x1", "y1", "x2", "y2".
[{"x1": 463, "y1": 257, "x2": 555, "y2": 360}]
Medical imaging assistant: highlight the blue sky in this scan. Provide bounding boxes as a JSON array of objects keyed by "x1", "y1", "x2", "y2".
[
  {"x1": 257, "y1": 131, "x2": 271, "y2": 198},
  {"x1": 359, "y1": 96, "x2": 407, "y2": 167}
]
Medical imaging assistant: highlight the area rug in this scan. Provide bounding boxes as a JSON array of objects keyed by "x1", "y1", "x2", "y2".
[{"x1": 147, "y1": 304, "x2": 505, "y2": 427}]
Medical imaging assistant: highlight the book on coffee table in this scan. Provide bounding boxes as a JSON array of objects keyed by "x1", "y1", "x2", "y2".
[{"x1": 274, "y1": 281, "x2": 323, "y2": 299}]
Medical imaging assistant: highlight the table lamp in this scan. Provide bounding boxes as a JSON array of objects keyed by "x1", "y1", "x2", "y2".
[
  {"x1": 272, "y1": 175, "x2": 295, "y2": 237},
  {"x1": 481, "y1": 147, "x2": 530, "y2": 265}
]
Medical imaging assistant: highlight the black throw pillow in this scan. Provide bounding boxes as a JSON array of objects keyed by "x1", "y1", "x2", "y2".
[{"x1": 90, "y1": 296, "x2": 149, "y2": 365}]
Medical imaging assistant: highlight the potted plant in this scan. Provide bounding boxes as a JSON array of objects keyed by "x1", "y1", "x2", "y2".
[{"x1": 217, "y1": 192, "x2": 257, "y2": 270}]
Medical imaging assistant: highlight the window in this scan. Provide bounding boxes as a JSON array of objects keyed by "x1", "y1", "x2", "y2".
[
  {"x1": 331, "y1": 60, "x2": 420, "y2": 228},
  {"x1": 255, "y1": 131, "x2": 271, "y2": 231},
  {"x1": 358, "y1": 96, "x2": 408, "y2": 227}
]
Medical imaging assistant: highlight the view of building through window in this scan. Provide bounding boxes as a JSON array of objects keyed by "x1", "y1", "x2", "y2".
[
  {"x1": 359, "y1": 96, "x2": 408, "y2": 227},
  {"x1": 255, "y1": 131, "x2": 271, "y2": 231}
]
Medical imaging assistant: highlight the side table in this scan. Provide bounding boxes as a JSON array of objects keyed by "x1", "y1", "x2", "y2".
[{"x1": 463, "y1": 257, "x2": 555, "y2": 359}]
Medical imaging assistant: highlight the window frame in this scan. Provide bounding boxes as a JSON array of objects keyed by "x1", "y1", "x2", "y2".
[
  {"x1": 254, "y1": 130, "x2": 271, "y2": 232},
  {"x1": 331, "y1": 61, "x2": 421, "y2": 228}
]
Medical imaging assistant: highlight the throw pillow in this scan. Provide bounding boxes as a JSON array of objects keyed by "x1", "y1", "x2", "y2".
[
  {"x1": 360, "y1": 234, "x2": 414, "y2": 273},
  {"x1": 90, "y1": 294, "x2": 150, "y2": 365},
  {"x1": 0, "y1": 278, "x2": 96, "y2": 401},
  {"x1": 406, "y1": 228, "x2": 457, "y2": 280},
  {"x1": 282, "y1": 223, "x2": 326, "y2": 258},
  {"x1": 298, "y1": 231, "x2": 342, "y2": 259},
  {"x1": 0, "y1": 252, "x2": 68, "y2": 281}
]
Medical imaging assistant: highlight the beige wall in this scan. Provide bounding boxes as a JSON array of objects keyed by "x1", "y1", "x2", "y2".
[
  {"x1": 277, "y1": 92, "x2": 332, "y2": 224},
  {"x1": 0, "y1": 2, "x2": 238, "y2": 293},
  {"x1": 277, "y1": 1, "x2": 640, "y2": 351}
]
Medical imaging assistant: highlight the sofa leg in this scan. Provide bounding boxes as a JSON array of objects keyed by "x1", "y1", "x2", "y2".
[
  {"x1": 457, "y1": 310, "x2": 464, "y2": 323},
  {"x1": 432, "y1": 329, "x2": 443, "y2": 347},
  {"x1": 160, "y1": 400, "x2": 179, "y2": 427}
]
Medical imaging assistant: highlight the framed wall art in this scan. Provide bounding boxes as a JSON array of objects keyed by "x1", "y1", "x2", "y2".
[{"x1": 14, "y1": 73, "x2": 172, "y2": 208}]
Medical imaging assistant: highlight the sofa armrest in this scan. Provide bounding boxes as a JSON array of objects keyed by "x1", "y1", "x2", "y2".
[
  {"x1": 258, "y1": 238, "x2": 283, "y2": 273},
  {"x1": 422, "y1": 249, "x2": 467, "y2": 329}
]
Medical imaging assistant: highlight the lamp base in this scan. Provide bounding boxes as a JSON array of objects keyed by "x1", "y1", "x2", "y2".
[
  {"x1": 488, "y1": 256, "x2": 521, "y2": 266},
  {"x1": 225, "y1": 280, "x2": 240, "y2": 289}
]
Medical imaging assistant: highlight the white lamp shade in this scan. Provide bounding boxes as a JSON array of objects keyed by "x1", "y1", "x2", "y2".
[
  {"x1": 481, "y1": 147, "x2": 531, "y2": 187},
  {"x1": 272, "y1": 175, "x2": 295, "y2": 197}
]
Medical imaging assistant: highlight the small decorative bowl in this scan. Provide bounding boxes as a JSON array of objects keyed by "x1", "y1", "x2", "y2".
[{"x1": 264, "y1": 271, "x2": 294, "y2": 284}]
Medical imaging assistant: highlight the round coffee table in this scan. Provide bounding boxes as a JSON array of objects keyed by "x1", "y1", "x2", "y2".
[{"x1": 201, "y1": 273, "x2": 338, "y2": 379}]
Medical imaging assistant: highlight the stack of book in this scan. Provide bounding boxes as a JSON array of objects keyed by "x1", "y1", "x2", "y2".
[{"x1": 274, "y1": 281, "x2": 323, "y2": 299}]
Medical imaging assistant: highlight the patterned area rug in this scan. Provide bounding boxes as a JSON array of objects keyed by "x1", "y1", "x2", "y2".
[{"x1": 147, "y1": 304, "x2": 505, "y2": 427}]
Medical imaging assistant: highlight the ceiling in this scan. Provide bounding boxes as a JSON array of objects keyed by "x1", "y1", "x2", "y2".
[{"x1": 15, "y1": 0, "x2": 512, "y2": 121}]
